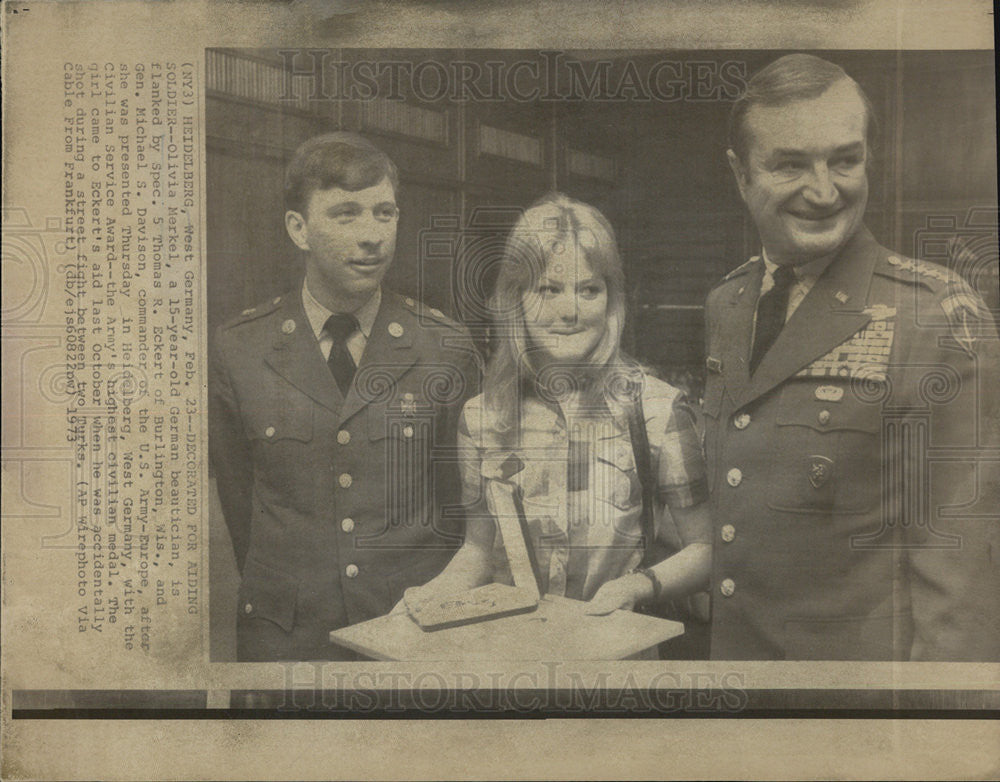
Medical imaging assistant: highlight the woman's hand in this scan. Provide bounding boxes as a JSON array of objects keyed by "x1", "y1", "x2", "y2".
[
  {"x1": 387, "y1": 533, "x2": 496, "y2": 616},
  {"x1": 583, "y1": 573, "x2": 652, "y2": 616},
  {"x1": 390, "y1": 583, "x2": 448, "y2": 616}
]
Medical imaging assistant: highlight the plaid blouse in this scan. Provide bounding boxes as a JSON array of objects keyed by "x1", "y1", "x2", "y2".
[{"x1": 457, "y1": 375, "x2": 709, "y2": 601}]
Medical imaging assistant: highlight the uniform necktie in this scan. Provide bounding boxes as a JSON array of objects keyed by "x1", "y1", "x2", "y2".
[
  {"x1": 750, "y1": 264, "x2": 796, "y2": 374},
  {"x1": 324, "y1": 313, "x2": 359, "y2": 395}
]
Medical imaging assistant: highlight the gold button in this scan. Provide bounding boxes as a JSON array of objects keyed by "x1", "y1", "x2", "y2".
[
  {"x1": 281, "y1": 319, "x2": 296, "y2": 334},
  {"x1": 345, "y1": 564, "x2": 359, "y2": 578},
  {"x1": 338, "y1": 473, "x2": 353, "y2": 488},
  {"x1": 243, "y1": 602, "x2": 253, "y2": 614},
  {"x1": 264, "y1": 426, "x2": 275, "y2": 438},
  {"x1": 405, "y1": 297, "x2": 416, "y2": 307},
  {"x1": 721, "y1": 524, "x2": 736, "y2": 543},
  {"x1": 388, "y1": 322, "x2": 404, "y2": 338},
  {"x1": 337, "y1": 430, "x2": 351, "y2": 445},
  {"x1": 734, "y1": 413, "x2": 750, "y2": 430},
  {"x1": 273, "y1": 296, "x2": 282, "y2": 305},
  {"x1": 720, "y1": 578, "x2": 735, "y2": 597},
  {"x1": 402, "y1": 425, "x2": 414, "y2": 439},
  {"x1": 726, "y1": 468, "x2": 742, "y2": 487},
  {"x1": 341, "y1": 517, "x2": 355, "y2": 533},
  {"x1": 818, "y1": 410, "x2": 831, "y2": 425}
]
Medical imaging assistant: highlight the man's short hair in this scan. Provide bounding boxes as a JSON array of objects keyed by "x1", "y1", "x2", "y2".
[
  {"x1": 284, "y1": 132, "x2": 400, "y2": 215},
  {"x1": 728, "y1": 53, "x2": 878, "y2": 161}
]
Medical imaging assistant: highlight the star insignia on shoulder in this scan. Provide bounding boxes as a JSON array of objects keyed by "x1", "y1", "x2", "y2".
[{"x1": 886, "y1": 255, "x2": 953, "y2": 284}]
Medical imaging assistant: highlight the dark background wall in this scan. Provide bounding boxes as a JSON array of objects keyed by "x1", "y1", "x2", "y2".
[
  {"x1": 206, "y1": 48, "x2": 998, "y2": 658},
  {"x1": 207, "y1": 48, "x2": 997, "y2": 380}
]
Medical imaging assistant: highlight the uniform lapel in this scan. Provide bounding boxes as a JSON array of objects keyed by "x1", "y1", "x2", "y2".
[
  {"x1": 338, "y1": 293, "x2": 418, "y2": 426},
  {"x1": 263, "y1": 293, "x2": 344, "y2": 415},
  {"x1": 734, "y1": 228, "x2": 879, "y2": 410},
  {"x1": 719, "y1": 260, "x2": 765, "y2": 408}
]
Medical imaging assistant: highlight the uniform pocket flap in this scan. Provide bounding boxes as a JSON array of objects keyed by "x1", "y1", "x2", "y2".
[
  {"x1": 776, "y1": 382, "x2": 882, "y2": 433},
  {"x1": 245, "y1": 401, "x2": 314, "y2": 442},
  {"x1": 238, "y1": 559, "x2": 299, "y2": 632}
]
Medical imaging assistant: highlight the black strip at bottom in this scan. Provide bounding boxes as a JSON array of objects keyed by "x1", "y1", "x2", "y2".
[{"x1": 10, "y1": 688, "x2": 1000, "y2": 719}]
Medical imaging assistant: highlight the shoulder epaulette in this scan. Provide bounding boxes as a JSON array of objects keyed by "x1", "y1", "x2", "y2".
[
  {"x1": 397, "y1": 293, "x2": 467, "y2": 332},
  {"x1": 875, "y1": 254, "x2": 956, "y2": 292},
  {"x1": 222, "y1": 294, "x2": 285, "y2": 329},
  {"x1": 877, "y1": 255, "x2": 994, "y2": 357},
  {"x1": 714, "y1": 256, "x2": 760, "y2": 287}
]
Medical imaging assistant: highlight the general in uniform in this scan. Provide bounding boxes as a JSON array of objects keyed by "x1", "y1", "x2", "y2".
[
  {"x1": 209, "y1": 133, "x2": 479, "y2": 661},
  {"x1": 703, "y1": 54, "x2": 1000, "y2": 660}
]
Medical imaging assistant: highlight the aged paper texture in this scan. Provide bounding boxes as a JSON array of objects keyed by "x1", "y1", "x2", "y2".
[{"x1": 2, "y1": 1, "x2": 998, "y2": 779}]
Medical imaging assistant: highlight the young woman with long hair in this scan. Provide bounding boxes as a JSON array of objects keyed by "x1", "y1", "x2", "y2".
[{"x1": 408, "y1": 193, "x2": 712, "y2": 621}]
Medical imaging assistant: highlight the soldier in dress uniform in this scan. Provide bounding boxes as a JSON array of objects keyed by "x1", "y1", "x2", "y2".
[
  {"x1": 209, "y1": 133, "x2": 479, "y2": 661},
  {"x1": 703, "y1": 54, "x2": 1000, "y2": 660}
]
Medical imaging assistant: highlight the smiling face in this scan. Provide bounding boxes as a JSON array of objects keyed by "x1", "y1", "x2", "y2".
[
  {"x1": 285, "y1": 176, "x2": 398, "y2": 311},
  {"x1": 521, "y1": 241, "x2": 608, "y2": 366},
  {"x1": 728, "y1": 79, "x2": 870, "y2": 266}
]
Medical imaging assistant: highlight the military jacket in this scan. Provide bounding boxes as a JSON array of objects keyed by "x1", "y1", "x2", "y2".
[
  {"x1": 209, "y1": 287, "x2": 480, "y2": 661},
  {"x1": 703, "y1": 227, "x2": 1000, "y2": 661}
]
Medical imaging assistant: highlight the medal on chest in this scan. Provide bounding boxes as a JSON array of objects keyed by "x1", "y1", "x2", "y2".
[{"x1": 796, "y1": 305, "x2": 896, "y2": 382}]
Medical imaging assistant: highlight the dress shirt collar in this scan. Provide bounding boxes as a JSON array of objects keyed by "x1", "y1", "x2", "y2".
[
  {"x1": 761, "y1": 247, "x2": 836, "y2": 285},
  {"x1": 302, "y1": 281, "x2": 381, "y2": 340}
]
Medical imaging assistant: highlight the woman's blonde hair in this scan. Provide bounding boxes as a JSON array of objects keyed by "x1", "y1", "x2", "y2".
[{"x1": 484, "y1": 192, "x2": 640, "y2": 434}]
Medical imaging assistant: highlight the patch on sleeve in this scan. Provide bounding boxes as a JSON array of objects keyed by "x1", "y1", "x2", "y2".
[{"x1": 939, "y1": 284, "x2": 993, "y2": 358}]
